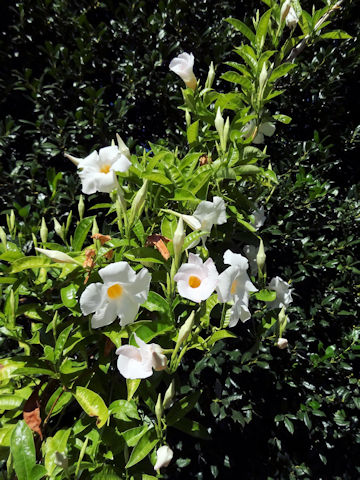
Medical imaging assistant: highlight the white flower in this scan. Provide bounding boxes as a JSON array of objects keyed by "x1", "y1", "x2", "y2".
[
  {"x1": 216, "y1": 250, "x2": 258, "y2": 327},
  {"x1": 281, "y1": 0, "x2": 299, "y2": 29},
  {"x1": 241, "y1": 120, "x2": 276, "y2": 144},
  {"x1": 174, "y1": 253, "x2": 218, "y2": 303},
  {"x1": 183, "y1": 196, "x2": 227, "y2": 246},
  {"x1": 267, "y1": 276, "x2": 293, "y2": 310},
  {"x1": 251, "y1": 206, "x2": 266, "y2": 229},
  {"x1": 277, "y1": 337, "x2": 289, "y2": 349},
  {"x1": 154, "y1": 445, "x2": 173, "y2": 471},
  {"x1": 80, "y1": 262, "x2": 151, "y2": 328},
  {"x1": 116, "y1": 333, "x2": 167, "y2": 379},
  {"x1": 169, "y1": 52, "x2": 197, "y2": 90},
  {"x1": 75, "y1": 145, "x2": 131, "y2": 195}
]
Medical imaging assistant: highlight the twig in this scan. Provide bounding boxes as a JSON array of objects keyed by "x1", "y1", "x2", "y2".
[{"x1": 285, "y1": 0, "x2": 344, "y2": 63}]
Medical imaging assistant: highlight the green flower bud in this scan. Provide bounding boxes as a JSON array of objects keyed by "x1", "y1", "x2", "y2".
[
  {"x1": 163, "y1": 380, "x2": 175, "y2": 410},
  {"x1": 92, "y1": 217, "x2": 99, "y2": 236},
  {"x1": 176, "y1": 311, "x2": 195, "y2": 347},
  {"x1": 205, "y1": 61, "x2": 215, "y2": 89},
  {"x1": 40, "y1": 217, "x2": 48, "y2": 244},
  {"x1": 78, "y1": 194, "x2": 85, "y2": 221},
  {"x1": 53, "y1": 218, "x2": 65, "y2": 242},
  {"x1": 129, "y1": 179, "x2": 148, "y2": 227},
  {"x1": 0, "y1": 226, "x2": 7, "y2": 247},
  {"x1": 173, "y1": 217, "x2": 185, "y2": 259},
  {"x1": 155, "y1": 393, "x2": 163, "y2": 425},
  {"x1": 256, "y1": 238, "x2": 266, "y2": 274}
]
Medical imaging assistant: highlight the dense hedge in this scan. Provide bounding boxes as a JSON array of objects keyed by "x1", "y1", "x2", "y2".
[{"x1": 1, "y1": 0, "x2": 359, "y2": 478}]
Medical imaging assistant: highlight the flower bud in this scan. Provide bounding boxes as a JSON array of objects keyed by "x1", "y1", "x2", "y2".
[
  {"x1": 31, "y1": 233, "x2": 38, "y2": 249},
  {"x1": 129, "y1": 179, "x2": 148, "y2": 227},
  {"x1": 163, "y1": 380, "x2": 175, "y2": 410},
  {"x1": 259, "y1": 63, "x2": 267, "y2": 91},
  {"x1": 173, "y1": 217, "x2": 185, "y2": 258},
  {"x1": 78, "y1": 194, "x2": 85, "y2": 221},
  {"x1": 155, "y1": 393, "x2": 163, "y2": 425},
  {"x1": 53, "y1": 218, "x2": 65, "y2": 242},
  {"x1": 176, "y1": 311, "x2": 195, "y2": 347},
  {"x1": 205, "y1": 61, "x2": 216, "y2": 89},
  {"x1": 169, "y1": 52, "x2": 197, "y2": 90},
  {"x1": 116, "y1": 133, "x2": 131, "y2": 161},
  {"x1": 0, "y1": 226, "x2": 7, "y2": 247},
  {"x1": 64, "y1": 152, "x2": 81, "y2": 166},
  {"x1": 277, "y1": 337, "x2": 288, "y2": 349},
  {"x1": 278, "y1": 305, "x2": 288, "y2": 337},
  {"x1": 256, "y1": 238, "x2": 266, "y2": 274},
  {"x1": 40, "y1": 217, "x2": 48, "y2": 244},
  {"x1": 35, "y1": 247, "x2": 80, "y2": 264},
  {"x1": 215, "y1": 107, "x2": 224, "y2": 141},
  {"x1": 154, "y1": 445, "x2": 173, "y2": 471},
  {"x1": 280, "y1": 0, "x2": 291, "y2": 22},
  {"x1": 185, "y1": 109, "x2": 191, "y2": 128},
  {"x1": 92, "y1": 217, "x2": 99, "y2": 237},
  {"x1": 7, "y1": 210, "x2": 15, "y2": 234},
  {"x1": 65, "y1": 210, "x2": 73, "y2": 235}
]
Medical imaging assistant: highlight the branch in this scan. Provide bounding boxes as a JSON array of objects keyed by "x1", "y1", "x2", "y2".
[{"x1": 285, "y1": 0, "x2": 344, "y2": 63}]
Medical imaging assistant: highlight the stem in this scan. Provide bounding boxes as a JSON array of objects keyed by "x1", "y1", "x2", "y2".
[{"x1": 285, "y1": 0, "x2": 344, "y2": 63}]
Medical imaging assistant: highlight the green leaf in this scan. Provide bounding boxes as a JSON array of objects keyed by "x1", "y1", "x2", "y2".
[
  {"x1": 171, "y1": 189, "x2": 198, "y2": 202},
  {"x1": 0, "y1": 423, "x2": 16, "y2": 447},
  {"x1": 127, "y1": 378, "x2": 141, "y2": 401},
  {"x1": 255, "y1": 9, "x2": 272, "y2": 52},
  {"x1": 187, "y1": 120, "x2": 199, "y2": 145},
  {"x1": 126, "y1": 428, "x2": 159, "y2": 468},
  {"x1": 72, "y1": 216, "x2": 95, "y2": 251},
  {"x1": 273, "y1": 114, "x2": 292, "y2": 124},
  {"x1": 199, "y1": 294, "x2": 218, "y2": 326},
  {"x1": 134, "y1": 317, "x2": 173, "y2": 343},
  {"x1": 172, "y1": 417, "x2": 211, "y2": 440},
  {"x1": 60, "y1": 283, "x2": 78, "y2": 308},
  {"x1": 182, "y1": 230, "x2": 209, "y2": 251},
  {"x1": 320, "y1": 30, "x2": 352, "y2": 40},
  {"x1": 255, "y1": 289, "x2": 277, "y2": 302},
  {"x1": 74, "y1": 387, "x2": 109, "y2": 428},
  {"x1": 143, "y1": 173, "x2": 172, "y2": 185},
  {"x1": 166, "y1": 391, "x2": 201, "y2": 426},
  {"x1": 142, "y1": 292, "x2": 169, "y2": 313},
  {"x1": 10, "y1": 256, "x2": 52, "y2": 273},
  {"x1": 207, "y1": 329, "x2": 237, "y2": 346},
  {"x1": 225, "y1": 17, "x2": 255, "y2": 44},
  {"x1": 220, "y1": 71, "x2": 252, "y2": 91},
  {"x1": 234, "y1": 165, "x2": 261, "y2": 176},
  {"x1": 54, "y1": 324, "x2": 73, "y2": 362},
  {"x1": 122, "y1": 425, "x2": 149, "y2": 447},
  {"x1": 31, "y1": 464, "x2": 46, "y2": 480},
  {"x1": 44, "y1": 428, "x2": 71, "y2": 476},
  {"x1": 11, "y1": 421, "x2": 36, "y2": 480},
  {"x1": 13, "y1": 367, "x2": 57, "y2": 378},
  {"x1": 124, "y1": 247, "x2": 166, "y2": 264},
  {"x1": 284, "y1": 417, "x2": 295, "y2": 434},
  {"x1": 0, "y1": 394, "x2": 24, "y2": 410},
  {"x1": 269, "y1": 63, "x2": 296, "y2": 82},
  {"x1": 110, "y1": 399, "x2": 140, "y2": 421}
]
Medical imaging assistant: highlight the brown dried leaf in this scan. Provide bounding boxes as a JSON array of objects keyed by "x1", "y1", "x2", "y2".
[
  {"x1": 145, "y1": 235, "x2": 171, "y2": 261},
  {"x1": 23, "y1": 389, "x2": 42, "y2": 440},
  {"x1": 91, "y1": 233, "x2": 111, "y2": 245},
  {"x1": 83, "y1": 248, "x2": 96, "y2": 268},
  {"x1": 104, "y1": 337, "x2": 115, "y2": 357}
]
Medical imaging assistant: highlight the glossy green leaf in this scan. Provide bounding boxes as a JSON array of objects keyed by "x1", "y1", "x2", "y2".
[
  {"x1": 109, "y1": 399, "x2": 139, "y2": 421},
  {"x1": 11, "y1": 421, "x2": 36, "y2": 480},
  {"x1": 44, "y1": 428, "x2": 71, "y2": 476},
  {"x1": 187, "y1": 120, "x2": 199, "y2": 145},
  {"x1": 10, "y1": 256, "x2": 52, "y2": 273},
  {"x1": 182, "y1": 230, "x2": 209, "y2": 251},
  {"x1": 207, "y1": 329, "x2": 237, "y2": 346},
  {"x1": 60, "y1": 283, "x2": 78, "y2": 308},
  {"x1": 127, "y1": 378, "x2": 141, "y2": 401},
  {"x1": 124, "y1": 247, "x2": 166, "y2": 264},
  {"x1": 255, "y1": 9, "x2": 271, "y2": 52},
  {"x1": 273, "y1": 114, "x2": 292, "y2": 124},
  {"x1": 142, "y1": 291, "x2": 169, "y2": 313},
  {"x1": 74, "y1": 387, "x2": 109, "y2": 428},
  {"x1": 143, "y1": 173, "x2": 172, "y2": 185},
  {"x1": 72, "y1": 216, "x2": 95, "y2": 251},
  {"x1": 320, "y1": 30, "x2": 352, "y2": 40},
  {"x1": 126, "y1": 428, "x2": 159, "y2": 468},
  {"x1": 54, "y1": 324, "x2": 73, "y2": 361},
  {"x1": 225, "y1": 17, "x2": 255, "y2": 43},
  {"x1": 269, "y1": 63, "x2": 296, "y2": 82},
  {"x1": 122, "y1": 425, "x2": 149, "y2": 447},
  {"x1": 172, "y1": 417, "x2": 211, "y2": 440},
  {"x1": 255, "y1": 289, "x2": 277, "y2": 302},
  {"x1": 221, "y1": 71, "x2": 252, "y2": 91},
  {"x1": 0, "y1": 394, "x2": 24, "y2": 410}
]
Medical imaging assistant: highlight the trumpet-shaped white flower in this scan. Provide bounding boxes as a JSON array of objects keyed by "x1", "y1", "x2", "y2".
[
  {"x1": 74, "y1": 145, "x2": 131, "y2": 195},
  {"x1": 216, "y1": 250, "x2": 258, "y2": 326},
  {"x1": 80, "y1": 262, "x2": 151, "y2": 328},
  {"x1": 174, "y1": 253, "x2": 218, "y2": 303},
  {"x1": 116, "y1": 333, "x2": 167, "y2": 379},
  {"x1": 169, "y1": 52, "x2": 197, "y2": 90},
  {"x1": 281, "y1": 0, "x2": 299, "y2": 29},
  {"x1": 241, "y1": 120, "x2": 276, "y2": 144},
  {"x1": 154, "y1": 445, "x2": 173, "y2": 471},
  {"x1": 267, "y1": 276, "x2": 293, "y2": 310},
  {"x1": 182, "y1": 196, "x2": 227, "y2": 247}
]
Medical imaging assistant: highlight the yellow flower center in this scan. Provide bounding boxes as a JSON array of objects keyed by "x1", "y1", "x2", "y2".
[
  {"x1": 100, "y1": 164, "x2": 111, "y2": 174},
  {"x1": 107, "y1": 283, "x2": 123, "y2": 299},
  {"x1": 231, "y1": 280, "x2": 237, "y2": 295},
  {"x1": 188, "y1": 275, "x2": 201, "y2": 288}
]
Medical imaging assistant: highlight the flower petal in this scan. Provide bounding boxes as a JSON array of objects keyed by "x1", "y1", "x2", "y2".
[
  {"x1": 216, "y1": 266, "x2": 238, "y2": 303},
  {"x1": 91, "y1": 301, "x2": 118, "y2": 329},
  {"x1": 117, "y1": 293, "x2": 140, "y2": 326},
  {"x1": 111, "y1": 154, "x2": 132, "y2": 173},
  {"x1": 116, "y1": 345, "x2": 153, "y2": 379},
  {"x1": 223, "y1": 249, "x2": 249, "y2": 270},
  {"x1": 99, "y1": 262, "x2": 137, "y2": 284},
  {"x1": 80, "y1": 283, "x2": 105, "y2": 316}
]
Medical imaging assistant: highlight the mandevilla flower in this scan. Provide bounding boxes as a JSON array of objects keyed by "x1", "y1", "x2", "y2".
[
  {"x1": 216, "y1": 250, "x2": 258, "y2": 326},
  {"x1": 174, "y1": 253, "x2": 218, "y2": 303},
  {"x1": 241, "y1": 120, "x2": 276, "y2": 144},
  {"x1": 80, "y1": 262, "x2": 151, "y2": 328},
  {"x1": 154, "y1": 445, "x2": 173, "y2": 471},
  {"x1": 281, "y1": 0, "x2": 299, "y2": 29},
  {"x1": 116, "y1": 333, "x2": 167, "y2": 379},
  {"x1": 66, "y1": 145, "x2": 131, "y2": 195},
  {"x1": 183, "y1": 196, "x2": 227, "y2": 246},
  {"x1": 251, "y1": 206, "x2": 266, "y2": 230},
  {"x1": 169, "y1": 52, "x2": 197, "y2": 90},
  {"x1": 267, "y1": 276, "x2": 293, "y2": 310}
]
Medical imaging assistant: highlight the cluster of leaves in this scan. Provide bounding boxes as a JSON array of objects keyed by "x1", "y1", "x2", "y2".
[{"x1": 1, "y1": 0, "x2": 358, "y2": 479}]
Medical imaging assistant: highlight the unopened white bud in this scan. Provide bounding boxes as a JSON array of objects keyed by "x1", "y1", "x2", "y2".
[
  {"x1": 53, "y1": 218, "x2": 65, "y2": 241},
  {"x1": 163, "y1": 380, "x2": 175, "y2": 409},
  {"x1": 177, "y1": 311, "x2": 195, "y2": 347},
  {"x1": 78, "y1": 195, "x2": 85, "y2": 221},
  {"x1": 116, "y1": 133, "x2": 131, "y2": 161},
  {"x1": 129, "y1": 180, "x2": 148, "y2": 226},
  {"x1": 277, "y1": 337, "x2": 288, "y2": 349},
  {"x1": 205, "y1": 61, "x2": 215, "y2": 89},
  {"x1": 40, "y1": 218, "x2": 48, "y2": 244},
  {"x1": 256, "y1": 238, "x2": 266, "y2": 274},
  {"x1": 35, "y1": 247, "x2": 80, "y2": 264},
  {"x1": 173, "y1": 217, "x2": 185, "y2": 258},
  {"x1": 154, "y1": 445, "x2": 173, "y2": 471}
]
